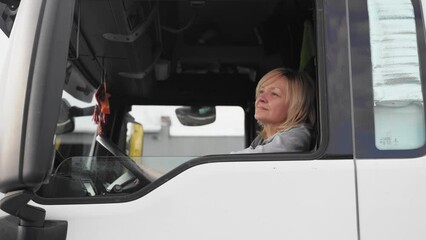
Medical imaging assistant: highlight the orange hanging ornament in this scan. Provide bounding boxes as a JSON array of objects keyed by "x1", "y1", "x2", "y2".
[{"x1": 93, "y1": 82, "x2": 111, "y2": 135}]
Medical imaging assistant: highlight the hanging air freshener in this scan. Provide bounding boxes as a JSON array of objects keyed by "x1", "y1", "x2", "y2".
[{"x1": 93, "y1": 72, "x2": 110, "y2": 135}]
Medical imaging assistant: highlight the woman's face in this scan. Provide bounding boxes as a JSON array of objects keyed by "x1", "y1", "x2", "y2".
[{"x1": 254, "y1": 76, "x2": 290, "y2": 128}]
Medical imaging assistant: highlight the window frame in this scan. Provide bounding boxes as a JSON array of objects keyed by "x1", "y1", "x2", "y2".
[{"x1": 33, "y1": 0, "x2": 329, "y2": 205}]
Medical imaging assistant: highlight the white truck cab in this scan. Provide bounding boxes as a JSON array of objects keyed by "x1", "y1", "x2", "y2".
[{"x1": 0, "y1": 0, "x2": 426, "y2": 239}]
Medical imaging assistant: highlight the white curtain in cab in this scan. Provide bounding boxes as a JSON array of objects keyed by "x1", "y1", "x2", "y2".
[
  {"x1": 368, "y1": 0, "x2": 425, "y2": 150},
  {"x1": 368, "y1": 0, "x2": 423, "y2": 103}
]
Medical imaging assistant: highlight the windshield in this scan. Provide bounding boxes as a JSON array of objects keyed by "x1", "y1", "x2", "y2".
[{"x1": 127, "y1": 105, "x2": 245, "y2": 156}]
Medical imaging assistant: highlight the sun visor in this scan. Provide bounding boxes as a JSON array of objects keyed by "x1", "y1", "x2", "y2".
[{"x1": 63, "y1": 62, "x2": 96, "y2": 103}]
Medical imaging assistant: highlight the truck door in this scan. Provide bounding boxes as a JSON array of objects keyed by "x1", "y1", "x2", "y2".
[{"x1": 0, "y1": 0, "x2": 360, "y2": 239}]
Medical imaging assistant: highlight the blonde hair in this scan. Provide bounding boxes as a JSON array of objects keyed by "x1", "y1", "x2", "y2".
[{"x1": 256, "y1": 68, "x2": 316, "y2": 139}]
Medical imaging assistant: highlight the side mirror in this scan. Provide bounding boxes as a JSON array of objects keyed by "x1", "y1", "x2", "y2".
[
  {"x1": 56, "y1": 99, "x2": 74, "y2": 134},
  {"x1": 0, "y1": 0, "x2": 75, "y2": 194},
  {"x1": 175, "y1": 106, "x2": 216, "y2": 126},
  {"x1": 56, "y1": 98, "x2": 95, "y2": 134}
]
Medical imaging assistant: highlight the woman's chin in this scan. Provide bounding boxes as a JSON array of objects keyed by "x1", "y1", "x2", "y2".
[{"x1": 254, "y1": 115, "x2": 265, "y2": 122}]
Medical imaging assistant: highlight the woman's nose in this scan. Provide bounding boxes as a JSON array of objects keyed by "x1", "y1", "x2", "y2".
[{"x1": 257, "y1": 94, "x2": 267, "y2": 103}]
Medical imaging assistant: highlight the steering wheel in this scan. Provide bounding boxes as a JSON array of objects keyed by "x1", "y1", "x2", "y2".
[{"x1": 96, "y1": 136, "x2": 152, "y2": 192}]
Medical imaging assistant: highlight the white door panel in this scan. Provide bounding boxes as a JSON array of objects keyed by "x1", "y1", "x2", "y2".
[
  {"x1": 357, "y1": 157, "x2": 426, "y2": 240},
  {"x1": 38, "y1": 160, "x2": 357, "y2": 240}
]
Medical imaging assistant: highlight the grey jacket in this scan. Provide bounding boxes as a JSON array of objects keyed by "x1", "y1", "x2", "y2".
[{"x1": 231, "y1": 124, "x2": 312, "y2": 154}]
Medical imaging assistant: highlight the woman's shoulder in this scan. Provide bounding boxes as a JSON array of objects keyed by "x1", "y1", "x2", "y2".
[
  {"x1": 280, "y1": 124, "x2": 311, "y2": 137},
  {"x1": 232, "y1": 124, "x2": 313, "y2": 154},
  {"x1": 272, "y1": 124, "x2": 312, "y2": 151}
]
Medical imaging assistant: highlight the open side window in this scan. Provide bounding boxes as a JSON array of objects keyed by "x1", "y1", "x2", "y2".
[{"x1": 32, "y1": 0, "x2": 321, "y2": 203}]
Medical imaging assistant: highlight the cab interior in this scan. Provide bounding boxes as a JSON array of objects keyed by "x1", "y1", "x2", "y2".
[
  {"x1": 38, "y1": 0, "x2": 319, "y2": 198},
  {"x1": 65, "y1": 0, "x2": 317, "y2": 144}
]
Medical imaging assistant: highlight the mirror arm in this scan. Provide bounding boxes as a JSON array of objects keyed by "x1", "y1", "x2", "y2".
[
  {"x1": 0, "y1": 190, "x2": 68, "y2": 239},
  {"x1": 0, "y1": 190, "x2": 45, "y2": 227},
  {"x1": 69, "y1": 106, "x2": 95, "y2": 117}
]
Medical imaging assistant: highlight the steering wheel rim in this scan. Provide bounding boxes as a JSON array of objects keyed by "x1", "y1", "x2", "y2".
[{"x1": 96, "y1": 136, "x2": 152, "y2": 186}]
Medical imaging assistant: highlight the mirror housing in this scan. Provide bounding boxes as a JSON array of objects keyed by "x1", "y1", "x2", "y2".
[
  {"x1": 175, "y1": 106, "x2": 216, "y2": 126},
  {"x1": 56, "y1": 98, "x2": 95, "y2": 135},
  {"x1": 56, "y1": 99, "x2": 74, "y2": 134},
  {"x1": 0, "y1": 0, "x2": 75, "y2": 193}
]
